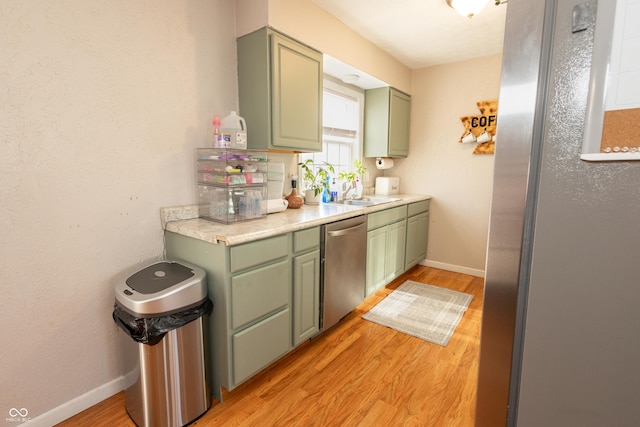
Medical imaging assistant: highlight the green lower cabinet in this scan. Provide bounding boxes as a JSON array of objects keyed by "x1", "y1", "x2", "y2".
[
  {"x1": 229, "y1": 257, "x2": 291, "y2": 385},
  {"x1": 405, "y1": 200, "x2": 430, "y2": 270},
  {"x1": 165, "y1": 231, "x2": 295, "y2": 402},
  {"x1": 366, "y1": 218, "x2": 407, "y2": 297},
  {"x1": 232, "y1": 307, "x2": 291, "y2": 385},
  {"x1": 293, "y1": 249, "x2": 321, "y2": 345},
  {"x1": 405, "y1": 211, "x2": 429, "y2": 270},
  {"x1": 163, "y1": 203, "x2": 429, "y2": 402},
  {"x1": 366, "y1": 227, "x2": 388, "y2": 296},
  {"x1": 365, "y1": 201, "x2": 430, "y2": 296},
  {"x1": 387, "y1": 220, "x2": 407, "y2": 280}
]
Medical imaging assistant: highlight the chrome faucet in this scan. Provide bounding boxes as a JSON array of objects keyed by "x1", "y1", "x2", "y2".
[{"x1": 340, "y1": 181, "x2": 356, "y2": 201}]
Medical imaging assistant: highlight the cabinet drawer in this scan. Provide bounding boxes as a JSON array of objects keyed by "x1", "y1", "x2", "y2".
[
  {"x1": 230, "y1": 234, "x2": 289, "y2": 273},
  {"x1": 407, "y1": 199, "x2": 430, "y2": 217},
  {"x1": 232, "y1": 307, "x2": 291, "y2": 385},
  {"x1": 231, "y1": 259, "x2": 290, "y2": 330},
  {"x1": 293, "y1": 226, "x2": 320, "y2": 253},
  {"x1": 367, "y1": 205, "x2": 407, "y2": 230}
]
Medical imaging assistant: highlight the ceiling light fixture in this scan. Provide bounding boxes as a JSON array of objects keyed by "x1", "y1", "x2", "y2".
[
  {"x1": 445, "y1": 0, "x2": 490, "y2": 19},
  {"x1": 341, "y1": 74, "x2": 360, "y2": 85}
]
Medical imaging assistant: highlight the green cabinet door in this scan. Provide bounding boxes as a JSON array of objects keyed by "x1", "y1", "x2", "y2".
[
  {"x1": 366, "y1": 226, "x2": 388, "y2": 296},
  {"x1": 366, "y1": 205, "x2": 409, "y2": 297},
  {"x1": 364, "y1": 87, "x2": 411, "y2": 158},
  {"x1": 405, "y1": 211, "x2": 429, "y2": 270},
  {"x1": 271, "y1": 32, "x2": 323, "y2": 151},
  {"x1": 388, "y1": 89, "x2": 411, "y2": 157},
  {"x1": 293, "y1": 249, "x2": 321, "y2": 345},
  {"x1": 366, "y1": 221, "x2": 406, "y2": 297},
  {"x1": 386, "y1": 219, "x2": 407, "y2": 280},
  {"x1": 237, "y1": 27, "x2": 323, "y2": 152}
]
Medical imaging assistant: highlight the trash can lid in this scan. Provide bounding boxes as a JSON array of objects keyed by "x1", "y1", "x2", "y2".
[
  {"x1": 115, "y1": 260, "x2": 207, "y2": 316},
  {"x1": 126, "y1": 262, "x2": 194, "y2": 294}
]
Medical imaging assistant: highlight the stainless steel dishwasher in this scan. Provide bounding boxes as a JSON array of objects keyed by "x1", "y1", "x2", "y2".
[{"x1": 321, "y1": 214, "x2": 367, "y2": 330}]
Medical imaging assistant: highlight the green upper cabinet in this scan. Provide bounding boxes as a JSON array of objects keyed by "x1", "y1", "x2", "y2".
[
  {"x1": 237, "y1": 27, "x2": 323, "y2": 152},
  {"x1": 364, "y1": 87, "x2": 411, "y2": 158}
]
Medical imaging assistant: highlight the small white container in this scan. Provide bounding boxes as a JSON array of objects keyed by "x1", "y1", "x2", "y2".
[{"x1": 375, "y1": 177, "x2": 400, "y2": 195}]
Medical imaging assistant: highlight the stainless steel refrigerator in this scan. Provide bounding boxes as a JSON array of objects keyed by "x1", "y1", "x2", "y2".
[{"x1": 475, "y1": 0, "x2": 640, "y2": 425}]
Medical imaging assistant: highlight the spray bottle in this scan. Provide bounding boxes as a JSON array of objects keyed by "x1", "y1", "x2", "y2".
[{"x1": 212, "y1": 115, "x2": 224, "y2": 148}]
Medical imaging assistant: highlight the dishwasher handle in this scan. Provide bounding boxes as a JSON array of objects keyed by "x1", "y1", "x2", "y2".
[{"x1": 326, "y1": 222, "x2": 366, "y2": 237}]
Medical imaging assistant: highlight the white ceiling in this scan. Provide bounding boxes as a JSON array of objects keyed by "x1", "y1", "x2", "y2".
[{"x1": 315, "y1": 0, "x2": 508, "y2": 73}]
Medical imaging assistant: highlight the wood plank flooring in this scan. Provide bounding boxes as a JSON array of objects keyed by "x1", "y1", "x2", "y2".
[{"x1": 58, "y1": 266, "x2": 483, "y2": 426}]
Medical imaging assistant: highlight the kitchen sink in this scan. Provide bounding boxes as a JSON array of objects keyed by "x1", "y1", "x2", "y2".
[{"x1": 339, "y1": 196, "x2": 402, "y2": 207}]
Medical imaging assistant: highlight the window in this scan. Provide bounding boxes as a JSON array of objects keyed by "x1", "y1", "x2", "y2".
[{"x1": 299, "y1": 78, "x2": 364, "y2": 182}]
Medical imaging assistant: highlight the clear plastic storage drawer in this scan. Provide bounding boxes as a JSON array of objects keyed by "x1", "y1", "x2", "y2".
[{"x1": 196, "y1": 148, "x2": 268, "y2": 224}]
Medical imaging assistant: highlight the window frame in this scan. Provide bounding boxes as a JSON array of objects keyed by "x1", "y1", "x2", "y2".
[{"x1": 299, "y1": 77, "x2": 365, "y2": 182}]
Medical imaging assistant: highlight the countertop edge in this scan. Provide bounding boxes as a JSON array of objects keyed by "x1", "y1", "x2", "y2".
[{"x1": 162, "y1": 194, "x2": 432, "y2": 246}]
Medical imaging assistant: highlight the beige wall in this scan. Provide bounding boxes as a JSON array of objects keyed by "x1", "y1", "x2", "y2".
[
  {"x1": 0, "y1": 0, "x2": 237, "y2": 424},
  {"x1": 392, "y1": 54, "x2": 503, "y2": 276}
]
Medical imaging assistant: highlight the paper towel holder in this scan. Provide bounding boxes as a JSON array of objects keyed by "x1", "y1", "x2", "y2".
[{"x1": 376, "y1": 157, "x2": 394, "y2": 169}]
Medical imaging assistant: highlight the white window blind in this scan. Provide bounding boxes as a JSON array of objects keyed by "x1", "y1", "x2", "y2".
[{"x1": 300, "y1": 79, "x2": 363, "y2": 179}]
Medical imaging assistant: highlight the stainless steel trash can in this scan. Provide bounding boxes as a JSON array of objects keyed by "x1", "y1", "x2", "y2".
[{"x1": 113, "y1": 260, "x2": 212, "y2": 427}]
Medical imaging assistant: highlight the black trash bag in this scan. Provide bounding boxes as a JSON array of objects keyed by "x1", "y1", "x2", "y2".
[{"x1": 113, "y1": 298, "x2": 213, "y2": 346}]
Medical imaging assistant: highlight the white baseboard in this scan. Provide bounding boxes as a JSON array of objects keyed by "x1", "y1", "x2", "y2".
[
  {"x1": 24, "y1": 376, "x2": 124, "y2": 427},
  {"x1": 421, "y1": 259, "x2": 485, "y2": 278}
]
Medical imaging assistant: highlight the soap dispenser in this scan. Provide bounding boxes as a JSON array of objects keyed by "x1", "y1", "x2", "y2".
[{"x1": 285, "y1": 176, "x2": 304, "y2": 209}]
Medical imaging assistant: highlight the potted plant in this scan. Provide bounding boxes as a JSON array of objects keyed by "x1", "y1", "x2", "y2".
[
  {"x1": 298, "y1": 159, "x2": 335, "y2": 204},
  {"x1": 338, "y1": 159, "x2": 367, "y2": 199}
]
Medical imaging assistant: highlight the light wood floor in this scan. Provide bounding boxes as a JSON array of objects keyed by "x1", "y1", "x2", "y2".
[{"x1": 58, "y1": 266, "x2": 483, "y2": 426}]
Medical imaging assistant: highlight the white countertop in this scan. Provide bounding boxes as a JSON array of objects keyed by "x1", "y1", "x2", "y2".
[{"x1": 161, "y1": 193, "x2": 431, "y2": 246}]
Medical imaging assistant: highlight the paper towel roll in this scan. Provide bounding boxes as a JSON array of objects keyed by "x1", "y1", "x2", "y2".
[
  {"x1": 376, "y1": 157, "x2": 394, "y2": 169},
  {"x1": 266, "y1": 198, "x2": 288, "y2": 213}
]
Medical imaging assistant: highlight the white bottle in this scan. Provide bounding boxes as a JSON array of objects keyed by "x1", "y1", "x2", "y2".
[
  {"x1": 221, "y1": 111, "x2": 247, "y2": 149},
  {"x1": 353, "y1": 178, "x2": 363, "y2": 199}
]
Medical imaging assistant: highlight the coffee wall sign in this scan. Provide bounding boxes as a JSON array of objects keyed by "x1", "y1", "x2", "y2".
[{"x1": 458, "y1": 99, "x2": 498, "y2": 155}]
